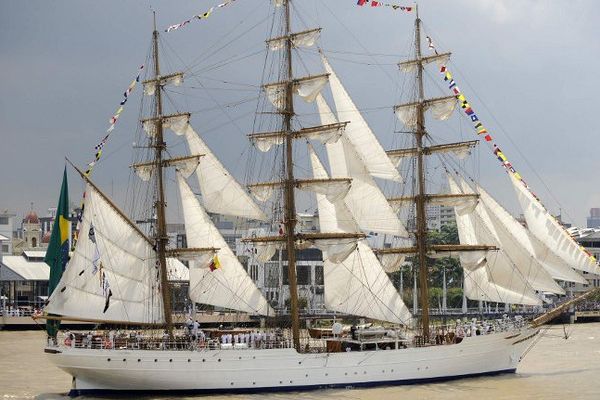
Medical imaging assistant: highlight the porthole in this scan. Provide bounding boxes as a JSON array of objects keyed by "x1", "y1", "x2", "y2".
[
  {"x1": 305, "y1": 374, "x2": 308, "y2": 378},
  {"x1": 107, "y1": 358, "x2": 111, "y2": 362},
  {"x1": 363, "y1": 371, "x2": 366, "y2": 374},
  {"x1": 298, "y1": 361, "x2": 302, "y2": 364},
  {"x1": 187, "y1": 359, "x2": 191, "y2": 363},
  {"x1": 202, "y1": 359, "x2": 206, "y2": 362},
  {"x1": 169, "y1": 359, "x2": 173, "y2": 362},
  {"x1": 253, "y1": 382, "x2": 256, "y2": 385},
  {"x1": 344, "y1": 372, "x2": 348, "y2": 376},
  {"x1": 279, "y1": 381, "x2": 283, "y2": 384},
  {"x1": 239, "y1": 356, "x2": 242, "y2": 360},
  {"x1": 218, "y1": 358, "x2": 221, "y2": 362},
  {"x1": 289, "y1": 380, "x2": 293, "y2": 384},
  {"x1": 137, "y1": 359, "x2": 141, "y2": 362},
  {"x1": 154, "y1": 359, "x2": 158, "y2": 362},
  {"x1": 230, "y1": 382, "x2": 234, "y2": 386},
  {"x1": 354, "y1": 372, "x2": 357, "y2": 375},
  {"x1": 122, "y1": 359, "x2": 126, "y2": 362}
]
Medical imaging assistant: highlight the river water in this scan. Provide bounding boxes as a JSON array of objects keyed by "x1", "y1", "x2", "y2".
[{"x1": 1, "y1": 323, "x2": 599, "y2": 400}]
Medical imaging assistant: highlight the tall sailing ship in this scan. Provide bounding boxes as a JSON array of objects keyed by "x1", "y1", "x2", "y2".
[{"x1": 41, "y1": 1, "x2": 599, "y2": 395}]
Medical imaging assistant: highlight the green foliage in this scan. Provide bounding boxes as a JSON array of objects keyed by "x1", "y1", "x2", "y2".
[{"x1": 284, "y1": 297, "x2": 308, "y2": 310}]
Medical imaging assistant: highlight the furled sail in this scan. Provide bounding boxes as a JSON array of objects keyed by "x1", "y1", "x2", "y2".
[
  {"x1": 316, "y1": 94, "x2": 408, "y2": 237},
  {"x1": 476, "y1": 183, "x2": 586, "y2": 284},
  {"x1": 394, "y1": 96, "x2": 457, "y2": 129},
  {"x1": 309, "y1": 146, "x2": 412, "y2": 324},
  {"x1": 398, "y1": 52, "x2": 451, "y2": 73},
  {"x1": 45, "y1": 184, "x2": 164, "y2": 323},
  {"x1": 264, "y1": 74, "x2": 329, "y2": 111},
  {"x1": 509, "y1": 173, "x2": 600, "y2": 275},
  {"x1": 321, "y1": 55, "x2": 402, "y2": 182},
  {"x1": 182, "y1": 123, "x2": 267, "y2": 221},
  {"x1": 177, "y1": 173, "x2": 273, "y2": 316},
  {"x1": 267, "y1": 28, "x2": 321, "y2": 51},
  {"x1": 448, "y1": 176, "x2": 541, "y2": 305},
  {"x1": 461, "y1": 179, "x2": 564, "y2": 294}
]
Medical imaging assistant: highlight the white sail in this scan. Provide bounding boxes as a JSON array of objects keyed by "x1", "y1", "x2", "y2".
[
  {"x1": 321, "y1": 55, "x2": 402, "y2": 182},
  {"x1": 309, "y1": 146, "x2": 412, "y2": 324},
  {"x1": 316, "y1": 95, "x2": 408, "y2": 237},
  {"x1": 448, "y1": 176, "x2": 541, "y2": 305},
  {"x1": 177, "y1": 173, "x2": 273, "y2": 316},
  {"x1": 46, "y1": 184, "x2": 164, "y2": 323},
  {"x1": 183, "y1": 124, "x2": 267, "y2": 221},
  {"x1": 476, "y1": 183, "x2": 586, "y2": 284},
  {"x1": 464, "y1": 179, "x2": 564, "y2": 294},
  {"x1": 509, "y1": 173, "x2": 600, "y2": 275}
]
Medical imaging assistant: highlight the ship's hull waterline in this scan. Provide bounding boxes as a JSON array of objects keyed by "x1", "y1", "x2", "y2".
[{"x1": 47, "y1": 328, "x2": 538, "y2": 396}]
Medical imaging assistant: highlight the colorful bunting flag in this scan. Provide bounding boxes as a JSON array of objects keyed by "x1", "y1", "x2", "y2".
[
  {"x1": 72, "y1": 64, "x2": 144, "y2": 247},
  {"x1": 164, "y1": 0, "x2": 238, "y2": 33},
  {"x1": 356, "y1": 0, "x2": 412, "y2": 11},
  {"x1": 430, "y1": 34, "x2": 597, "y2": 265}
]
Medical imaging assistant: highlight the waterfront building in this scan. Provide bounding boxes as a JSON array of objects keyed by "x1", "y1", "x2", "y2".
[
  {"x1": 569, "y1": 230, "x2": 600, "y2": 293},
  {"x1": 588, "y1": 208, "x2": 600, "y2": 229},
  {"x1": 0, "y1": 212, "x2": 15, "y2": 254}
]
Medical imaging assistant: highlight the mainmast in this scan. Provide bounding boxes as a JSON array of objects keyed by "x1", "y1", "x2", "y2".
[
  {"x1": 413, "y1": 6, "x2": 431, "y2": 341},
  {"x1": 151, "y1": 12, "x2": 174, "y2": 335},
  {"x1": 282, "y1": 0, "x2": 301, "y2": 352}
]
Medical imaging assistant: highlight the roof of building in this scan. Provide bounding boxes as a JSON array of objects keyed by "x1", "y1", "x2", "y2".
[
  {"x1": 1, "y1": 253, "x2": 188, "y2": 282},
  {"x1": 0, "y1": 234, "x2": 8, "y2": 241},
  {"x1": 579, "y1": 231, "x2": 600, "y2": 241},
  {"x1": 24, "y1": 211, "x2": 39, "y2": 224},
  {"x1": 23, "y1": 250, "x2": 47, "y2": 260},
  {"x1": 1, "y1": 255, "x2": 50, "y2": 280}
]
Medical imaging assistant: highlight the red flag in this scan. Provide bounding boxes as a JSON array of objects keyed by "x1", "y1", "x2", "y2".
[
  {"x1": 371, "y1": 1, "x2": 381, "y2": 6},
  {"x1": 357, "y1": 0, "x2": 368, "y2": 5}
]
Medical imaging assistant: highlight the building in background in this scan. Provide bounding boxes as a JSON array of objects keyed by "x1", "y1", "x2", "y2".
[
  {"x1": 570, "y1": 230, "x2": 600, "y2": 294},
  {"x1": 0, "y1": 212, "x2": 15, "y2": 255},
  {"x1": 588, "y1": 208, "x2": 600, "y2": 229}
]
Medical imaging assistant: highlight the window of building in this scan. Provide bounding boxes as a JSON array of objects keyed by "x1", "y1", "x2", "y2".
[
  {"x1": 315, "y1": 265, "x2": 324, "y2": 286},
  {"x1": 1, "y1": 244, "x2": 8, "y2": 253},
  {"x1": 0, "y1": 217, "x2": 8, "y2": 225},
  {"x1": 297, "y1": 265, "x2": 311, "y2": 285}
]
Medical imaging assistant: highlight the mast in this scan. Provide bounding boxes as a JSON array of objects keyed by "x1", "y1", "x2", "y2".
[
  {"x1": 151, "y1": 12, "x2": 174, "y2": 335},
  {"x1": 413, "y1": 5, "x2": 431, "y2": 341},
  {"x1": 283, "y1": 0, "x2": 301, "y2": 352}
]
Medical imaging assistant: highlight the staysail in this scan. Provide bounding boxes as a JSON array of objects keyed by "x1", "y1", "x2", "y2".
[
  {"x1": 460, "y1": 179, "x2": 564, "y2": 294},
  {"x1": 321, "y1": 55, "x2": 402, "y2": 182},
  {"x1": 509, "y1": 173, "x2": 600, "y2": 275},
  {"x1": 448, "y1": 176, "x2": 541, "y2": 305},
  {"x1": 177, "y1": 173, "x2": 273, "y2": 316},
  {"x1": 316, "y1": 94, "x2": 408, "y2": 237},
  {"x1": 180, "y1": 123, "x2": 267, "y2": 221},
  {"x1": 309, "y1": 146, "x2": 412, "y2": 324},
  {"x1": 45, "y1": 184, "x2": 164, "y2": 324},
  {"x1": 476, "y1": 183, "x2": 586, "y2": 284}
]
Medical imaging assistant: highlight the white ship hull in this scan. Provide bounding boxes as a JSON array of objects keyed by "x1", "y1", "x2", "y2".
[{"x1": 46, "y1": 328, "x2": 539, "y2": 396}]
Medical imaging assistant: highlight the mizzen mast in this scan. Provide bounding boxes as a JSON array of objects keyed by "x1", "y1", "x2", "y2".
[
  {"x1": 413, "y1": 5, "x2": 431, "y2": 341},
  {"x1": 282, "y1": 0, "x2": 301, "y2": 352},
  {"x1": 150, "y1": 12, "x2": 174, "y2": 335}
]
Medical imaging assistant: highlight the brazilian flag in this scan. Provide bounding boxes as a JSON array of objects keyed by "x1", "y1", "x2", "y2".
[{"x1": 44, "y1": 167, "x2": 70, "y2": 337}]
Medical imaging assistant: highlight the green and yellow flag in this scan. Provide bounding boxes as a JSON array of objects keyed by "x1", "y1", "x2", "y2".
[{"x1": 44, "y1": 167, "x2": 70, "y2": 337}]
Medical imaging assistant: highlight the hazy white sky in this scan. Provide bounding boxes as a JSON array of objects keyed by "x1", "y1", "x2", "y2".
[{"x1": 1, "y1": 0, "x2": 599, "y2": 226}]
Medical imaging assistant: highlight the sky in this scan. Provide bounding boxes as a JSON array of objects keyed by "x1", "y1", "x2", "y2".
[{"x1": 1, "y1": 0, "x2": 599, "y2": 227}]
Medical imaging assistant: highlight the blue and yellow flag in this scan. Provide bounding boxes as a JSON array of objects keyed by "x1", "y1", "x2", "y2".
[{"x1": 44, "y1": 167, "x2": 70, "y2": 337}]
